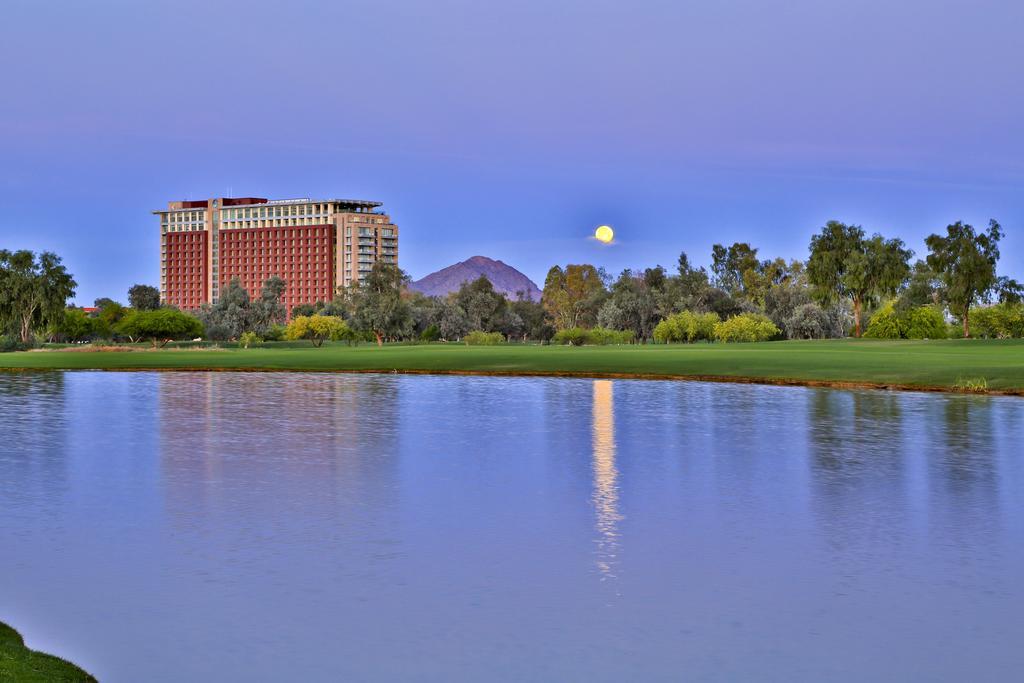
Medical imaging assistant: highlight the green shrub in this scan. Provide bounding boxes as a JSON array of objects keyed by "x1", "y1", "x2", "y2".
[
  {"x1": 239, "y1": 331, "x2": 262, "y2": 348},
  {"x1": 654, "y1": 311, "x2": 718, "y2": 343},
  {"x1": 420, "y1": 324, "x2": 441, "y2": 342},
  {"x1": 866, "y1": 303, "x2": 947, "y2": 339},
  {"x1": 864, "y1": 302, "x2": 906, "y2": 339},
  {"x1": 971, "y1": 303, "x2": 1024, "y2": 338},
  {"x1": 464, "y1": 330, "x2": 504, "y2": 345},
  {"x1": 552, "y1": 327, "x2": 634, "y2": 345},
  {"x1": 552, "y1": 327, "x2": 588, "y2": 345},
  {"x1": 713, "y1": 313, "x2": 779, "y2": 343},
  {"x1": 0, "y1": 335, "x2": 30, "y2": 352},
  {"x1": 904, "y1": 306, "x2": 947, "y2": 339},
  {"x1": 264, "y1": 324, "x2": 285, "y2": 342},
  {"x1": 586, "y1": 327, "x2": 634, "y2": 345}
]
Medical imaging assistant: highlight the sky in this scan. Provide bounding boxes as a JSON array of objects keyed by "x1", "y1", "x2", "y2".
[{"x1": 2, "y1": 0, "x2": 1023, "y2": 305}]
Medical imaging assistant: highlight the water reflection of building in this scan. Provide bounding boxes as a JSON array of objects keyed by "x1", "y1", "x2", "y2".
[{"x1": 591, "y1": 380, "x2": 621, "y2": 580}]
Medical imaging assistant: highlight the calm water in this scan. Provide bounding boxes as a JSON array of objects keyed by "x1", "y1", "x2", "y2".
[{"x1": 2, "y1": 372, "x2": 1023, "y2": 682}]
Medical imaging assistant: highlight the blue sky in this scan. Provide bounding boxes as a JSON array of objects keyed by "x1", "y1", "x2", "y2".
[{"x1": 2, "y1": 0, "x2": 1023, "y2": 305}]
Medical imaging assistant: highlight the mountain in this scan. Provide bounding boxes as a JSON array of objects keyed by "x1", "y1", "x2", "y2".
[{"x1": 410, "y1": 256, "x2": 543, "y2": 301}]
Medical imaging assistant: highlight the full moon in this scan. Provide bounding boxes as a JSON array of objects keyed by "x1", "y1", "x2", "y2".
[{"x1": 595, "y1": 225, "x2": 614, "y2": 243}]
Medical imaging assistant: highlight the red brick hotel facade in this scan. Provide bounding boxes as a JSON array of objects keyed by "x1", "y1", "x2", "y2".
[{"x1": 156, "y1": 197, "x2": 398, "y2": 311}]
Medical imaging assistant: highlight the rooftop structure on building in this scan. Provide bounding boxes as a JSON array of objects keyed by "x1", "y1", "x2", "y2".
[{"x1": 155, "y1": 196, "x2": 399, "y2": 312}]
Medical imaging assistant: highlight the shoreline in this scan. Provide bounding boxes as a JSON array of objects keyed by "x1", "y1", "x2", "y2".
[{"x1": 1, "y1": 365, "x2": 1015, "y2": 397}]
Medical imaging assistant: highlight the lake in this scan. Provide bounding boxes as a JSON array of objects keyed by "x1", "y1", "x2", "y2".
[{"x1": 2, "y1": 372, "x2": 1022, "y2": 681}]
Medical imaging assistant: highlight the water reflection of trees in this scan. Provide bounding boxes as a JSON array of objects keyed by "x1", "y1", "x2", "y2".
[
  {"x1": 0, "y1": 373, "x2": 69, "y2": 504},
  {"x1": 807, "y1": 389, "x2": 909, "y2": 557},
  {"x1": 158, "y1": 373, "x2": 403, "y2": 527},
  {"x1": 923, "y1": 396, "x2": 1001, "y2": 557}
]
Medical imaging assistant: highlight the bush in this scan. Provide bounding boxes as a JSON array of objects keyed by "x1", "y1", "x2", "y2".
[
  {"x1": 584, "y1": 327, "x2": 634, "y2": 345},
  {"x1": 552, "y1": 327, "x2": 634, "y2": 345},
  {"x1": 971, "y1": 303, "x2": 1024, "y2": 338},
  {"x1": 784, "y1": 303, "x2": 833, "y2": 340},
  {"x1": 420, "y1": 324, "x2": 441, "y2": 342},
  {"x1": 653, "y1": 311, "x2": 718, "y2": 343},
  {"x1": 0, "y1": 335, "x2": 30, "y2": 352},
  {"x1": 264, "y1": 324, "x2": 285, "y2": 342},
  {"x1": 552, "y1": 328, "x2": 588, "y2": 345},
  {"x1": 713, "y1": 313, "x2": 779, "y2": 343},
  {"x1": 463, "y1": 330, "x2": 504, "y2": 345},
  {"x1": 864, "y1": 302, "x2": 906, "y2": 339},
  {"x1": 904, "y1": 306, "x2": 947, "y2": 339},
  {"x1": 865, "y1": 302, "x2": 947, "y2": 340},
  {"x1": 239, "y1": 331, "x2": 262, "y2": 348}
]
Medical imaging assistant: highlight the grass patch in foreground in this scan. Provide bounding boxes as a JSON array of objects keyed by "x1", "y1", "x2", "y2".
[
  {"x1": 0, "y1": 622, "x2": 95, "y2": 682},
  {"x1": 2, "y1": 338, "x2": 1024, "y2": 393}
]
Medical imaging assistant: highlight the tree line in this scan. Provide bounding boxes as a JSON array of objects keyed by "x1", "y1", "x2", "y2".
[{"x1": 2, "y1": 218, "x2": 1021, "y2": 349}]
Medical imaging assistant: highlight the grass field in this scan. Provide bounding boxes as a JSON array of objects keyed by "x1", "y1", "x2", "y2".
[
  {"x1": 2, "y1": 339, "x2": 1024, "y2": 394},
  {"x1": 0, "y1": 622, "x2": 95, "y2": 682}
]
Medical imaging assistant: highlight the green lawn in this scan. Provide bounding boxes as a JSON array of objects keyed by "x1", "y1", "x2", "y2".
[
  {"x1": 2, "y1": 339, "x2": 1023, "y2": 393},
  {"x1": 0, "y1": 622, "x2": 95, "y2": 682}
]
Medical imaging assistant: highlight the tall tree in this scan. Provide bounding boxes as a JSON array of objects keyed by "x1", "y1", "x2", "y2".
[
  {"x1": 250, "y1": 276, "x2": 287, "y2": 332},
  {"x1": 541, "y1": 264, "x2": 606, "y2": 329},
  {"x1": 710, "y1": 242, "x2": 760, "y2": 296},
  {"x1": 894, "y1": 260, "x2": 940, "y2": 313},
  {"x1": 196, "y1": 278, "x2": 251, "y2": 340},
  {"x1": 806, "y1": 221, "x2": 911, "y2": 336},
  {"x1": 454, "y1": 276, "x2": 508, "y2": 332},
  {"x1": 599, "y1": 269, "x2": 662, "y2": 341},
  {"x1": 0, "y1": 250, "x2": 77, "y2": 343},
  {"x1": 350, "y1": 262, "x2": 412, "y2": 346},
  {"x1": 925, "y1": 220, "x2": 1004, "y2": 337},
  {"x1": 676, "y1": 252, "x2": 710, "y2": 300},
  {"x1": 128, "y1": 284, "x2": 161, "y2": 311}
]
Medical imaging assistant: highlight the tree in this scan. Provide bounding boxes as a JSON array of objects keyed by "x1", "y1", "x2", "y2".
[
  {"x1": 691, "y1": 287, "x2": 745, "y2": 320},
  {"x1": 50, "y1": 307, "x2": 95, "y2": 342},
  {"x1": 600, "y1": 269, "x2": 660, "y2": 341},
  {"x1": 350, "y1": 262, "x2": 412, "y2": 346},
  {"x1": 195, "y1": 277, "x2": 284, "y2": 340},
  {"x1": 541, "y1": 264, "x2": 606, "y2": 329},
  {"x1": 290, "y1": 303, "x2": 317, "y2": 318},
  {"x1": 196, "y1": 278, "x2": 251, "y2": 340},
  {"x1": 128, "y1": 284, "x2": 161, "y2": 311},
  {"x1": 250, "y1": 276, "x2": 288, "y2": 333},
  {"x1": 115, "y1": 308, "x2": 203, "y2": 347},
  {"x1": 925, "y1": 220, "x2": 1005, "y2": 338},
  {"x1": 672, "y1": 252, "x2": 710, "y2": 308},
  {"x1": 711, "y1": 242, "x2": 760, "y2": 296},
  {"x1": 806, "y1": 221, "x2": 912, "y2": 337},
  {"x1": 91, "y1": 298, "x2": 127, "y2": 338},
  {"x1": 510, "y1": 296, "x2": 552, "y2": 342},
  {"x1": 996, "y1": 276, "x2": 1024, "y2": 304},
  {"x1": 454, "y1": 276, "x2": 508, "y2": 332},
  {"x1": 895, "y1": 260, "x2": 940, "y2": 313},
  {"x1": 437, "y1": 299, "x2": 470, "y2": 340},
  {"x1": 283, "y1": 314, "x2": 350, "y2": 347},
  {"x1": 0, "y1": 250, "x2": 77, "y2": 343},
  {"x1": 93, "y1": 297, "x2": 118, "y2": 310}
]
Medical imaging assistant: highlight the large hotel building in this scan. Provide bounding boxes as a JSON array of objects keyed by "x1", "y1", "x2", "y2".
[{"x1": 156, "y1": 196, "x2": 399, "y2": 311}]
